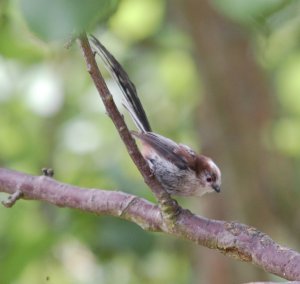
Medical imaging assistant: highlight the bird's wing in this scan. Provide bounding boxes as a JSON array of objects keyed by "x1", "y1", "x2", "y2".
[{"x1": 133, "y1": 132, "x2": 197, "y2": 170}]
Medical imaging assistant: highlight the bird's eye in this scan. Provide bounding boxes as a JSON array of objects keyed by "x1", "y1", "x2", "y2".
[{"x1": 206, "y1": 177, "x2": 212, "y2": 183}]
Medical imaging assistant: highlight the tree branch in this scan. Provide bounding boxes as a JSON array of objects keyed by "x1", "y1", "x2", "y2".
[
  {"x1": 1, "y1": 167, "x2": 300, "y2": 281},
  {"x1": 0, "y1": 168, "x2": 162, "y2": 231}
]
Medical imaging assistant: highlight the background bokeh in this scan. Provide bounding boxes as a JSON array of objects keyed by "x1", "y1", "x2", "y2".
[{"x1": 1, "y1": 0, "x2": 300, "y2": 283}]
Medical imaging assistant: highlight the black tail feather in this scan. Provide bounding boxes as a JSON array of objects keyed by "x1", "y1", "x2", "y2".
[{"x1": 89, "y1": 35, "x2": 152, "y2": 132}]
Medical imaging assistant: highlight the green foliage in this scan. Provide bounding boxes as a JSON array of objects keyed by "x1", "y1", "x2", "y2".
[
  {"x1": 109, "y1": 0, "x2": 165, "y2": 41},
  {"x1": 213, "y1": 0, "x2": 287, "y2": 26},
  {"x1": 1, "y1": 0, "x2": 300, "y2": 283},
  {"x1": 20, "y1": 0, "x2": 119, "y2": 41}
]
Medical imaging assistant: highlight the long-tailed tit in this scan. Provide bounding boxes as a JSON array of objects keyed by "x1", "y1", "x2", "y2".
[{"x1": 90, "y1": 35, "x2": 221, "y2": 196}]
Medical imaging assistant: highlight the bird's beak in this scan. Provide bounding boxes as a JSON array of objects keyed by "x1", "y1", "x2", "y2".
[{"x1": 212, "y1": 184, "x2": 221, "y2": 193}]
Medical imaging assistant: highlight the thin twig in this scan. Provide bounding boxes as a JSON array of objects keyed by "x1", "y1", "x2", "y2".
[{"x1": 2, "y1": 189, "x2": 23, "y2": 208}]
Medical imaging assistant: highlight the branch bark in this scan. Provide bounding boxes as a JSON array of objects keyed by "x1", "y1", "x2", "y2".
[{"x1": 1, "y1": 167, "x2": 300, "y2": 281}]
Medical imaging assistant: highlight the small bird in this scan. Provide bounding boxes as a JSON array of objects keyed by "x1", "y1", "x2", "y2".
[{"x1": 90, "y1": 35, "x2": 221, "y2": 196}]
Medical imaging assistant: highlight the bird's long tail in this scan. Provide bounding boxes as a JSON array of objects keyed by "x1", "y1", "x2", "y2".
[{"x1": 89, "y1": 35, "x2": 152, "y2": 133}]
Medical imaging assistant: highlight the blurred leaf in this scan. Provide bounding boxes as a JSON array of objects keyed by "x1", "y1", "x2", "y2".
[
  {"x1": 273, "y1": 118, "x2": 300, "y2": 157},
  {"x1": 276, "y1": 53, "x2": 300, "y2": 114},
  {"x1": 213, "y1": 0, "x2": 285, "y2": 25},
  {"x1": 0, "y1": 1, "x2": 45, "y2": 60},
  {"x1": 158, "y1": 50, "x2": 199, "y2": 98},
  {"x1": 109, "y1": 0, "x2": 164, "y2": 41},
  {"x1": 20, "y1": 0, "x2": 119, "y2": 41}
]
